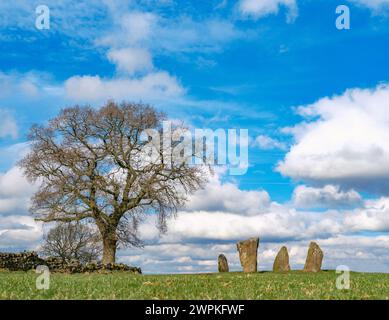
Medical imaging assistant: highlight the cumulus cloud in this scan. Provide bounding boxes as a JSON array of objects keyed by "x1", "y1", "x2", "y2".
[
  {"x1": 107, "y1": 48, "x2": 154, "y2": 75},
  {"x1": 184, "y1": 172, "x2": 271, "y2": 215},
  {"x1": 120, "y1": 171, "x2": 389, "y2": 273},
  {"x1": 344, "y1": 197, "x2": 389, "y2": 232},
  {"x1": 163, "y1": 208, "x2": 343, "y2": 243},
  {"x1": 0, "y1": 215, "x2": 42, "y2": 251},
  {"x1": 118, "y1": 234, "x2": 389, "y2": 273},
  {"x1": 136, "y1": 204, "x2": 389, "y2": 273},
  {"x1": 137, "y1": 173, "x2": 389, "y2": 246},
  {"x1": 0, "y1": 166, "x2": 33, "y2": 198},
  {"x1": 318, "y1": 235, "x2": 389, "y2": 272},
  {"x1": 0, "y1": 165, "x2": 42, "y2": 251},
  {"x1": 0, "y1": 166, "x2": 37, "y2": 216},
  {"x1": 293, "y1": 185, "x2": 363, "y2": 209},
  {"x1": 65, "y1": 72, "x2": 184, "y2": 102},
  {"x1": 238, "y1": 0, "x2": 298, "y2": 22},
  {"x1": 253, "y1": 134, "x2": 287, "y2": 151},
  {"x1": 0, "y1": 144, "x2": 37, "y2": 218},
  {"x1": 277, "y1": 84, "x2": 389, "y2": 194}
]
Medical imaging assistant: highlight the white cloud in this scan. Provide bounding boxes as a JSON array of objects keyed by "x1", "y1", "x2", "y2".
[
  {"x1": 350, "y1": 0, "x2": 389, "y2": 11},
  {"x1": 0, "y1": 215, "x2": 42, "y2": 250},
  {"x1": 164, "y1": 209, "x2": 328, "y2": 242},
  {"x1": 98, "y1": 11, "x2": 157, "y2": 48},
  {"x1": 162, "y1": 201, "x2": 373, "y2": 244},
  {"x1": 0, "y1": 110, "x2": 18, "y2": 139},
  {"x1": 107, "y1": 47, "x2": 153, "y2": 75},
  {"x1": 318, "y1": 235, "x2": 389, "y2": 272},
  {"x1": 117, "y1": 11, "x2": 156, "y2": 44},
  {"x1": 344, "y1": 197, "x2": 389, "y2": 232},
  {"x1": 0, "y1": 1, "x2": 111, "y2": 40},
  {"x1": 0, "y1": 5, "x2": 248, "y2": 110},
  {"x1": 238, "y1": 0, "x2": 298, "y2": 22},
  {"x1": 0, "y1": 68, "x2": 184, "y2": 108},
  {"x1": 64, "y1": 9, "x2": 243, "y2": 105},
  {"x1": 0, "y1": 165, "x2": 42, "y2": 251},
  {"x1": 293, "y1": 185, "x2": 363, "y2": 209},
  {"x1": 253, "y1": 134, "x2": 287, "y2": 150},
  {"x1": 99, "y1": 11, "x2": 246, "y2": 54},
  {"x1": 184, "y1": 172, "x2": 271, "y2": 215},
  {"x1": 123, "y1": 171, "x2": 389, "y2": 273},
  {"x1": 153, "y1": 18, "x2": 246, "y2": 53},
  {"x1": 0, "y1": 142, "x2": 30, "y2": 170},
  {"x1": 236, "y1": 0, "x2": 389, "y2": 23},
  {"x1": 0, "y1": 71, "x2": 57, "y2": 102},
  {"x1": 0, "y1": 166, "x2": 37, "y2": 216},
  {"x1": 65, "y1": 72, "x2": 184, "y2": 102},
  {"x1": 2, "y1": 162, "x2": 389, "y2": 273},
  {"x1": 150, "y1": 173, "x2": 389, "y2": 244},
  {"x1": 65, "y1": 8, "x2": 193, "y2": 104},
  {"x1": 0, "y1": 144, "x2": 36, "y2": 218},
  {"x1": 0, "y1": 166, "x2": 33, "y2": 198},
  {"x1": 277, "y1": 84, "x2": 389, "y2": 194},
  {"x1": 19, "y1": 80, "x2": 39, "y2": 97},
  {"x1": 118, "y1": 234, "x2": 389, "y2": 273}
]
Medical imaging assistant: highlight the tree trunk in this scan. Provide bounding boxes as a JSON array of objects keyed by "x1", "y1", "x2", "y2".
[{"x1": 102, "y1": 237, "x2": 117, "y2": 264}]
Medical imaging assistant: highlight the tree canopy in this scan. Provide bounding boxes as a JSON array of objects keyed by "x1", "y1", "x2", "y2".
[{"x1": 20, "y1": 102, "x2": 206, "y2": 263}]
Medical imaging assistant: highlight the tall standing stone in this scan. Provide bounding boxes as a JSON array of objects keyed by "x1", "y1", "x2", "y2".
[
  {"x1": 273, "y1": 246, "x2": 291, "y2": 272},
  {"x1": 218, "y1": 254, "x2": 229, "y2": 273},
  {"x1": 303, "y1": 242, "x2": 323, "y2": 272},
  {"x1": 237, "y1": 237, "x2": 259, "y2": 273}
]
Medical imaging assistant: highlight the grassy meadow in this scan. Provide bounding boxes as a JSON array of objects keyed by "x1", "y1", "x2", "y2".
[{"x1": 0, "y1": 270, "x2": 388, "y2": 300}]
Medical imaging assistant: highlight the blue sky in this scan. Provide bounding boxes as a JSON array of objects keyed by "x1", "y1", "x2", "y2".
[{"x1": 1, "y1": 0, "x2": 389, "y2": 274}]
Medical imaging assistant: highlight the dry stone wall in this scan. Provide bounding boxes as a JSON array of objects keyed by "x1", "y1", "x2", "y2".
[
  {"x1": 0, "y1": 252, "x2": 141, "y2": 274},
  {"x1": 0, "y1": 252, "x2": 44, "y2": 271}
]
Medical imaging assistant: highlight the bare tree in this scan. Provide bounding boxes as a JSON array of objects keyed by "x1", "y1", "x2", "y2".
[
  {"x1": 19, "y1": 102, "x2": 206, "y2": 264},
  {"x1": 42, "y1": 222, "x2": 102, "y2": 264}
]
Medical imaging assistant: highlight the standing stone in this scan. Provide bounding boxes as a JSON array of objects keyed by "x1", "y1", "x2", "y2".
[
  {"x1": 273, "y1": 246, "x2": 291, "y2": 272},
  {"x1": 218, "y1": 254, "x2": 229, "y2": 273},
  {"x1": 303, "y1": 242, "x2": 323, "y2": 272},
  {"x1": 237, "y1": 237, "x2": 259, "y2": 273}
]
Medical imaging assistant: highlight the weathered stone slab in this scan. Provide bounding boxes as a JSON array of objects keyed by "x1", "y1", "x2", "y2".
[
  {"x1": 237, "y1": 237, "x2": 259, "y2": 273},
  {"x1": 303, "y1": 242, "x2": 323, "y2": 272},
  {"x1": 218, "y1": 254, "x2": 229, "y2": 272},
  {"x1": 273, "y1": 246, "x2": 291, "y2": 272}
]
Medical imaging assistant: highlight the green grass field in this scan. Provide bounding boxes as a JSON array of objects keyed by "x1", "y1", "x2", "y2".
[{"x1": 0, "y1": 270, "x2": 388, "y2": 300}]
